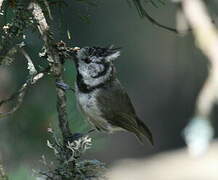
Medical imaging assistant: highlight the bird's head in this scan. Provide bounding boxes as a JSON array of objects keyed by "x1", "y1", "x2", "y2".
[{"x1": 74, "y1": 46, "x2": 121, "y2": 88}]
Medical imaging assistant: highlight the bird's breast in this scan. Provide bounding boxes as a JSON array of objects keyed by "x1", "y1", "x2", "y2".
[
  {"x1": 75, "y1": 83, "x2": 124, "y2": 133},
  {"x1": 75, "y1": 85, "x2": 101, "y2": 118}
]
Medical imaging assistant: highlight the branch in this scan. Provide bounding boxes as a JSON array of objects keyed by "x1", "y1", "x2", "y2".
[
  {"x1": 0, "y1": 0, "x2": 3, "y2": 10},
  {"x1": 20, "y1": 48, "x2": 37, "y2": 76},
  {"x1": 0, "y1": 3, "x2": 34, "y2": 66},
  {"x1": 0, "y1": 45, "x2": 19, "y2": 66},
  {"x1": 0, "y1": 68, "x2": 48, "y2": 118},
  {"x1": 175, "y1": 0, "x2": 218, "y2": 156},
  {"x1": 30, "y1": 2, "x2": 72, "y2": 141},
  {"x1": 180, "y1": 0, "x2": 218, "y2": 118},
  {"x1": 132, "y1": 0, "x2": 179, "y2": 34}
]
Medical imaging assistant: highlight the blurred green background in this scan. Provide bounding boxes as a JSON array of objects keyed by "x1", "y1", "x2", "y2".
[{"x1": 0, "y1": 0, "x2": 217, "y2": 179}]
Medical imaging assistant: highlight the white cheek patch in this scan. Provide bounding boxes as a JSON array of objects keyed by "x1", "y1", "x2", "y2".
[
  {"x1": 78, "y1": 61, "x2": 89, "y2": 78},
  {"x1": 88, "y1": 64, "x2": 104, "y2": 77},
  {"x1": 78, "y1": 62, "x2": 102, "y2": 79},
  {"x1": 80, "y1": 65, "x2": 112, "y2": 87}
]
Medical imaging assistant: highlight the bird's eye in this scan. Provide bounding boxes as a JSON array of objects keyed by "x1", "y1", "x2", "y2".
[{"x1": 83, "y1": 58, "x2": 91, "y2": 64}]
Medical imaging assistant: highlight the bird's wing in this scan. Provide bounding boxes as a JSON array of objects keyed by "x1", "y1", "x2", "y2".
[
  {"x1": 96, "y1": 79, "x2": 153, "y2": 144},
  {"x1": 96, "y1": 80, "x2": 137, "y2": 122}
]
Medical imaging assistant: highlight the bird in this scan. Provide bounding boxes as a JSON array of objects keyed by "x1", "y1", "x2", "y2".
[{"x1": 60, "y1": 46, "x2": 153, "y2": 145}]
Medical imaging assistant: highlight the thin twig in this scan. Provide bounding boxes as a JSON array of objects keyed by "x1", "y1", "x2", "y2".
[
  {"x1": 132, "y1": 0, "x2": 179, "y2": 33},
  {"x1": 30, "y1": 2, "x2": 72, "y2": 140},
  {"x1": 0, "y1": 69, "x2": 47, "y2": 118},
  {"x1": 142, "y1": 9, "x2": 178, "y2": 33},
  {"x1": 0, "y1": 47, "x2": 46, "y2": 118},
  {"x1": 20, "y1": 48, "x2": 37, "y2": 75},
  {"x1": 0, "y1": 84, "x2": 27, "y2": 118}
]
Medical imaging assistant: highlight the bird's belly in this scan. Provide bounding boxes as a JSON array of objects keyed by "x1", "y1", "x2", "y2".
[
  {"x1": 76, "y1": 90, "x2": 101, "y2": 118},
  {"x1": 76, "y1": 90, "x2": 123, "y2": 133}
]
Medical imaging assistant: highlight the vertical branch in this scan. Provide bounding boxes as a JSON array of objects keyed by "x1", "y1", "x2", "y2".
[
  {"x1": 175, "y1": 0, "x2": 218, "y2": 156},
  {"x1": 0, "y1": 0, "x2": 3, "y2": 10},
  {"x1": 56, "y1": 78, "x2": 71, "y2": 139},
  {"x1": 180, "y1": 0, "x2": 218, "y2": 118},
  {"x1": 30, "y1": 2, "x2": 72, "y2": 141}
]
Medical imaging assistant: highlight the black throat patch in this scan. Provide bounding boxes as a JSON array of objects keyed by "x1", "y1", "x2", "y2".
[{"x1": 76, "y1": 66, "x2": 114, "y2": 93}]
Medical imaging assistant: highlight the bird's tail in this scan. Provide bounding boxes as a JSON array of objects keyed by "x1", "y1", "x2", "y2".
[
  {"x1": 117, "y1": 112, "x2": 153, "y2": 145},
  {"x1": 135, "y1": 118, "x2": 154, "y2": 145}
]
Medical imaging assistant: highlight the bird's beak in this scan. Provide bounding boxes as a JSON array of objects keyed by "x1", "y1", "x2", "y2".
[
  {"x1": 71, "y1": 47, "x2": 80, "y2": 63},
  {"x1": 73, "y1": 47, "x2": 80, "y2": 52}
]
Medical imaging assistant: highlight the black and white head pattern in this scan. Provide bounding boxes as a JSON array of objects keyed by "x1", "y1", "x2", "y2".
[{"x1": 75, "y1": 46, "x2": 120, "y2": 91}]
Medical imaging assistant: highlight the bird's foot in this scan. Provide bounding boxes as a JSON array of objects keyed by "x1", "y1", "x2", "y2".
[{"x1": 56, "y1": 81, "x2": 75, "y2": 92}]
